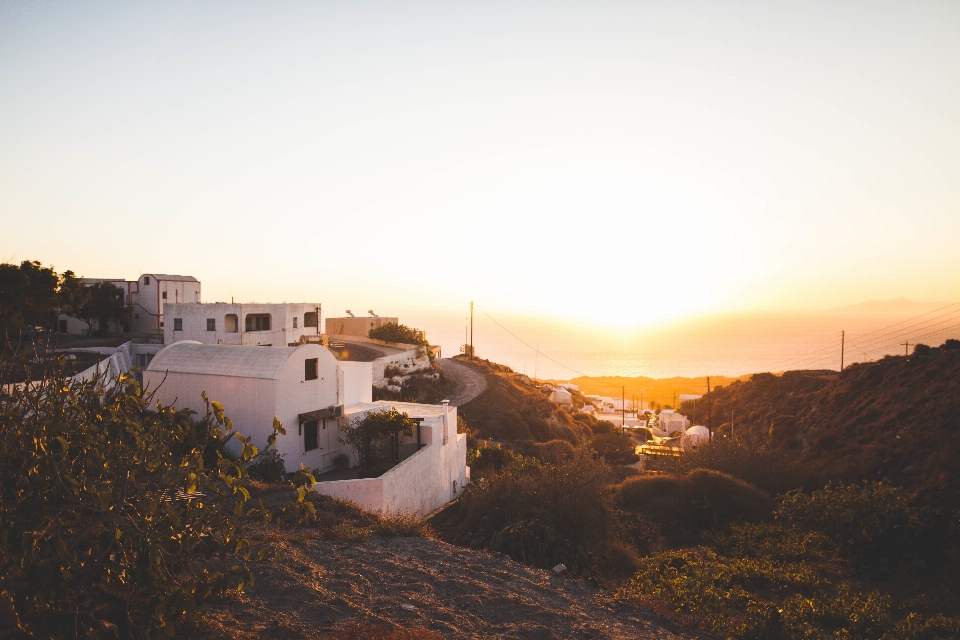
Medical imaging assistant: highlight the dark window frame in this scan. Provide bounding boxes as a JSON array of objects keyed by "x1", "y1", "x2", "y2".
[
  {"x1": 206, "y1": 318, "x2": 216, "y2": 331},
  {"x1": 173, "y1": 318, "x2": 183, "y2": 331},
  {"x1": 305, "y1": 358, "x2": 319, "y2": 380}
]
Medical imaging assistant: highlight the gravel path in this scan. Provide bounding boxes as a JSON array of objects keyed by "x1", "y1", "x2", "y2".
[
  {"x1": 192, "y1": 535, "x2": 696, "y2": 639},
  {"x1": 437, "y1": 358, "x2": 488, "y2": 407}
]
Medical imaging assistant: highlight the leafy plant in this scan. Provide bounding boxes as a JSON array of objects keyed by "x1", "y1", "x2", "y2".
[
  {"x1": 339, "y1": 408, "x2": 416, "y2": 476},
  {"x1": 0, "y1": 357, "x2": 314, "y2": 638}
]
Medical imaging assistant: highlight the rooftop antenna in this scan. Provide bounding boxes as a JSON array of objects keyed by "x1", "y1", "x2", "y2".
[
  {"x1": 368, "y1": 310, "x2": 378, "y2": 318},
  {"x1": 346, "y1": 310, "x2": 355, "y2": 318}
]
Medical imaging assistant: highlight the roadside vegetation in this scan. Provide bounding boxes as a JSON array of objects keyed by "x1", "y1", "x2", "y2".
[{"x1": 441, "y1": 344, "x2": 960, "y2": 639}]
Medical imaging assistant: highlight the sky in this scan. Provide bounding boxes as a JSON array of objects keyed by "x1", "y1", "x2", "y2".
[{"x1": 2, "y1": 0, "x2": 959, "y2": 344}]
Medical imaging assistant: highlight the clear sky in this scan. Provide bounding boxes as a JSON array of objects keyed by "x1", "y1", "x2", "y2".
[{"x1": 2, "y1": 0, "x2": 959, "y2": 333}]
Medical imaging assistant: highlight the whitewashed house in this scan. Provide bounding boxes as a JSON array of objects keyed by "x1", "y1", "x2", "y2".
[
  {"x1": 57, "y1": 273, "x2": 200, "y2": 335},
  {"x1": 546, "y1": 386, "x2": 573, "y2": 410},
  {"x1": 163, "y1": 302, "x2": 322, "y2": 347},
  {"x1": 144, "y1": 341, "x2": 468, "y2": 514},
  {"x1": 654, "y1": 410, "x2": 691, "y2": 436}
]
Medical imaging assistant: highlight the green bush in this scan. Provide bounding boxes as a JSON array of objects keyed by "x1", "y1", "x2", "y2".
[
  {"x1": 368, "y1": 323, "x2": 428, "y2": 346},
  {"x1": 617, "y1": 469, "x2": 773, "y2": 533},
  {"x1": 589, "y1": 431, "x2": 638, "y2": 465},
  {"x1": 0, "y1": 360, "x2": 312, "y2": 638},
  {"x1": 247, "y1": 448, "x2": 287, "y2": 483},
  {"x1": 531, "y1": 439, "x2": 576, "y2": 464},
  {"x1": 454, "y1": 449, "x2": 616, "y2": 574},
  {"x1": 465, "y1": 443, "x2": 517, "y2": 477}
]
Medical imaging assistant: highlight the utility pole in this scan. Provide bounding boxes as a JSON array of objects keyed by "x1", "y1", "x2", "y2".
[
  {"x1": 707, "y1": 376, "x2": 712, "y2": 437},
  {"x1": 731, "y1": 410, "x2": 734, "y2": 439},
  {"x1": 534, "y1": 342, "x2": 539, "y2": 381},
  {"x1": 901, "y1": 341, "x2": 910, "y2": 356},
  {"x1": 470, "y1": 301, "x2": 474, "y2": 360},
  {"x1": 620, "y1": 385, "x2": 627, "y2": 432},
  {"x1": 840, "y1": 330, "x2": 845, "y2": 371}
]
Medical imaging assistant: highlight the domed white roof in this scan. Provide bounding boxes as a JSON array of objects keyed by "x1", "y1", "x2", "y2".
[
  {"x1": 147, "y1": 341, "x2": 335, "y2": 380},
  {"x1": 686, "y1": 425, "x2": 710, "y2": 437}
]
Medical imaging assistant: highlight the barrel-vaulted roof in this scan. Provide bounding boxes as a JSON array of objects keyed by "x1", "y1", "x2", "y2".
[{"x1": 147, "y1": 341, "x2": 299, "y2": 380}]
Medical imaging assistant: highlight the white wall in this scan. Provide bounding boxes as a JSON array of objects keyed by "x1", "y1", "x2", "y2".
[
  {"x1": 314, "y1": 405, "x2": 470, "y2": 515},
  {"x1": 340, "y1": 362, "x2": 373, "y2": 405},
  {"x1": 275, "y1": 345, "x2": 342, "y2": 471}
]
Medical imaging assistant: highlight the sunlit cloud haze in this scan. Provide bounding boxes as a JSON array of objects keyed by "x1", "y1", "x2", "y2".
[{"x1": 2, "y1": 1, "x2": 959, "y2": 360}]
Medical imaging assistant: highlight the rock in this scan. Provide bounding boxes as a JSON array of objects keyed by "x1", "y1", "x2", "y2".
[
  {"x1": 552, "y1": 563, "x2": 567, "y2": 575},
  {"x1": 387, "y1": 385, "x2": 402, "y2": 393},
  {"x1": 401, "y1": 604, "x2": 416, "y2": 611}
]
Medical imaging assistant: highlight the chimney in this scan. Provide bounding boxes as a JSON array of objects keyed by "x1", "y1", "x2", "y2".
[{"x1": 441, "y1": 400, "x2": 450, "y2": 445}]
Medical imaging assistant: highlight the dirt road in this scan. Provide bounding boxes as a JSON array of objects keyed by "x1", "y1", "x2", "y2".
[{"x1": 436, "y1": 358, "x2": 488, "y2": 407}]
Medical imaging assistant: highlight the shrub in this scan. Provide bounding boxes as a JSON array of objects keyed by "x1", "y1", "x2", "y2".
[
  {"x1": 466, "y1": 443, "x2": 516, "y2": 477},
  {"x1": 368, "y1": 323, "x2": 428, "y2": 346},
  {"x1": 672, "y1": 433, "x2": 809, "y2": 495},
  {"x1": 373, "y1": 512, "x2": 433, "y2": 538},
  {"x1": 531, "y1": 439, "x2": 576, "y2": 464},
  {"x1": 589, "y1": 431, "x2": 639, "y2": 465},
  {"x1": 617, "y1": 469, "x2": 773, "y2": 532},
  {"x1": 454, "y1": 449, "x2": 616, "y2": 574},
  {"x1": 339, "y1": 408, "x2": 416, "y2": 476},
  {"x1": 248, "y1": 448, "x2": 287, "y2": 483},
  {"x1": 0, "y1": 360, "x2": 311, "y2": 638}
]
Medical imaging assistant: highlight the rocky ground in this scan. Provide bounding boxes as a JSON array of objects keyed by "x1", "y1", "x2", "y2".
[{"x1": 186, "y1": 532, "x2": 695, "y2": 639}]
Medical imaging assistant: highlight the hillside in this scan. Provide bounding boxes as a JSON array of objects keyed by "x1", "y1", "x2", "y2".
[
  {"x1": 688, "y1": 340, "x2": 960, "y2": 508},
  {"x1": 456, "y1": 358, "x2": 582, "y2": 444}
]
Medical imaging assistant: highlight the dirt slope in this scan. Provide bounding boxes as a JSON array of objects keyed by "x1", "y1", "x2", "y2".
[{"x1": 188, "y1": 532, "x2": 696, "y2": 639}]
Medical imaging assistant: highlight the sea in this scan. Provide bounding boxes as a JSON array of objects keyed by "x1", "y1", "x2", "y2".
[{"x1": 412, "y1": 305, "x2": 960, "y2": 380}]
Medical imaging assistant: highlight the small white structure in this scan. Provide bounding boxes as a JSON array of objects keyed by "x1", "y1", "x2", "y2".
[
  {"x1": 654, "y1": 410, "x2": 691, "y2": 437},
  {"x1": 163, "y1": 302, "x2": 321, "y2": 347},
  {"x1": 546, "y1": 386, "x2": 573, "y2": 409},
  {"x1": 315, "y1": 400, "x2": 469, "y2": 515},
  {"x1": 682, "y1": 425, "x2": 711, "y2": 450}
]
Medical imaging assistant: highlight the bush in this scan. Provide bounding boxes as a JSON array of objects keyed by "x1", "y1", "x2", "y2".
[
  {"x1": 373, "y1": 512, "x2": 433, "y2": 538},
  {"x1": 589, "y1": 431, "x2": 639, "y2": 465},
  {"x1": 248, "y1": 448, "x2": 287, "y2": 483},
  {"x1": 0, "y1": 360, "x2": 311, "y2": 638},
  {"x1": 465, "y1": 443, "x2": 516, "y2": 477},
  {"x1": 672, "y1": 433, "x2": 809, "y2": 496},
  {"x1": 368, "y1": 323, "x2": 428, "y2": 346},
  {"x1": 617, "y1": 469, "x2": 773, "y2": 533},
  {"x1": 454, "y1": 449, "x2": 616, "y2": 574},
  {"x1": 339, "y1": 408, "x2": 416, "y2": 476},
  {"x1": 531, "y1": 439, "x2": 576, "y2": 464}
]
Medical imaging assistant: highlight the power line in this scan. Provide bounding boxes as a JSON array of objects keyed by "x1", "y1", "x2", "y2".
[{"x1": 474, "y1": 305, "x2": 589, "y2": 377}]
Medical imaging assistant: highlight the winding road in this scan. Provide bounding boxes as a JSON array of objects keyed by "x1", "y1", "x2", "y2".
[{"x1": 436, "y1": 358, "x2": 488, "y2": 407}]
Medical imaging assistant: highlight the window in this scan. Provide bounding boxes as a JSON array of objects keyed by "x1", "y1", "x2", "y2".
[
  {"x1": 206, "y1": 318, "x2": 216, "y2": 331},
  {"x1": 173, "y1": 318, "x2": 183, "y2": 331},
  {"x1": 58, "y1": 320, "x2": 67, "y2": 334},
  {"x1": 304, "y1": 420, "x2": 319, "y2": 452},
  {"x1": 134, "y1": 313, "x2": 139, "y2": 320},
  {"x1": 225, "y1": 314, "x2": 238, "y2": 332},
  {"x1": 162, "y1": 291, "x2": 167, "y2": 300},
  {"x1": 305, "y1": 358, "x2": 318, "y2": 380},
  {"x1": 293, "y1": 317, "x2": 298, "y2": 328},
  {"x1": 304, "y1": 312, "x2": 318, "y2": 328},
  {"x1": 245, "y1": 314, "x2": 271, "y2": 332},
  {"x1": 143, "y1": 276, "x2": 150, "y2": 285}
]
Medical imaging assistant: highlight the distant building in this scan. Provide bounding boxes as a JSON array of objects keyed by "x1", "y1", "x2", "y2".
[
  {"x1": 325, "y1": 312, "x2": 399, "y2": 338},
  {"x1": 56, "y1": 273, "x2": 200, "y2": 335},
  {"x1": 546, "y1": 386, "x2": 573, "y2": 410},
  {"x1": 163, "y1": 302, "x2": 321, "y2": 347}
]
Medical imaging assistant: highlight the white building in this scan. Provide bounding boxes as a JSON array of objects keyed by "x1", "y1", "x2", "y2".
[
  {"x1": 654, "y1": 409, "x2": 691, "y2": 436},
  {"x1": 546, "y1": 386, "x2": 573, "y2": 409},
  {"x1": 163, "y1": 302, "x2": 321, "y2": 347},
  {"x1": 57, "y1": 273, "x2": 200, "y2": 335},
  {"x1": 144, "y1": 340, "x2": 467, "y2": 514}
]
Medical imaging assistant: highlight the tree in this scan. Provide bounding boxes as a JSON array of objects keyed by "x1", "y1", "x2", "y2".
[
  {"x1": 77, "y1": 281, "x2": 132, "y2": 335},
  {"x1": 339, "y1": 408, "x2": 416, "y2": 476},
  {"x1": 368, "y1": 322, "x2": 428, "y2": 346},
  {"x1": 0, "y1": 261, "x2": 60, "y2": 343},
  {"x1": 0, "y1": 355, "x2": 314, "y2": 638}
]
